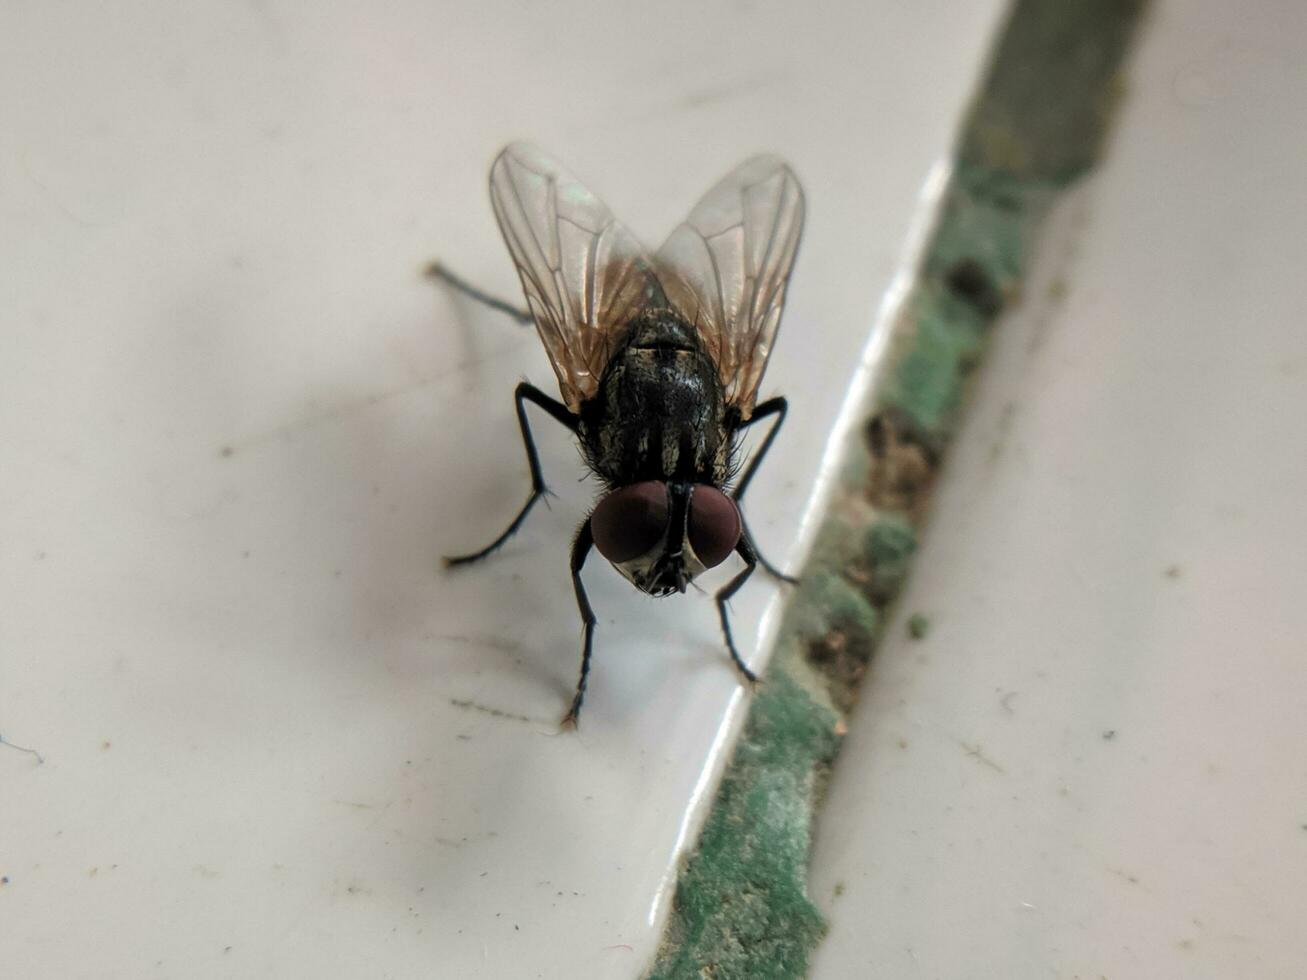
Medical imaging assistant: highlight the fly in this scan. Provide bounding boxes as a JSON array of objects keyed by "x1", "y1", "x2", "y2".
[{"x1": 431, "y1": 143, "x2": 804, "y2": 726}]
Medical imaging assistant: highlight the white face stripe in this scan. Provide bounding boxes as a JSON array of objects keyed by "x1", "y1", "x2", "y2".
[{"x1": 610, "y1": 527, "x2": 708, "y2": 593}]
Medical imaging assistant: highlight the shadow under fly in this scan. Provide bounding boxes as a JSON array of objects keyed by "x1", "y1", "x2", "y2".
[{"x1": 431, "y1": 143, "x2": 804, "y2": 727}]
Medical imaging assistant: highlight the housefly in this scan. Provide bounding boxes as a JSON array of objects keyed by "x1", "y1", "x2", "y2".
[{"x1": 432, "y1": 143, "x2": 804, "y2": 725}]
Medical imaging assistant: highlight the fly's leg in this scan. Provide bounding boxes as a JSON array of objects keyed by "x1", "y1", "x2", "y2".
[
  {"x1": 733, "y1": 396, "x2": 787, "y2": 501},
  {"x1": 443, "y1": 381, "x2": 577, "y2": 566},
  {"x1": 432, "y1": 263, "x2": 595, "y2": 724},
  {"x1": 742, "y1": 520, "x2": 797, "y2": 586},
  {"x1": 426, "y1": 261, "x2": 533, "y2": 325},
  {"x1": 731, "y1": 396, "x2": 798, "y2": 585},
  {"x1": 561, "y1": 519, "x2": 597, "y2": 728},
  {"x1": 715, "y1": 536, "x2": 761, "y2": 686}
]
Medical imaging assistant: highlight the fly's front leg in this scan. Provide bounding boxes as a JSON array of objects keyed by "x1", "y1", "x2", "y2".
[
  {"x1": 444, "y1": 382, "x2": 577, "y2": 566},
  {"x1": 561, "y1": 519, "x2": 597, "y2": 728},
  {"x1": 426, "y1": 262, "x2": 533, "y2": 325},
  {"x1": 715, "y1": 537, "x2": 761, "y2": 686},
  {"x1": 731, "y1": 396, "x2": 798, "y2": 585}
]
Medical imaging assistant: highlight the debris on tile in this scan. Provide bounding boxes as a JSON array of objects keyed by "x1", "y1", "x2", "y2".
[
  {"x1": 907, "y1": 612, "x2": 931, "y2": 639},
  {"x1": 0, "y1": 734, "x2": 44, "y2": 765}
]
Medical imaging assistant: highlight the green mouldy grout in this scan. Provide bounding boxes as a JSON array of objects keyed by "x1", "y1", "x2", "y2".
[
  {"x1": 647, "y1": 2, "x2": 1150, "y2": 977},
  {"x1": 648, "y1": 668, "x2": 838, "y2": 980}
]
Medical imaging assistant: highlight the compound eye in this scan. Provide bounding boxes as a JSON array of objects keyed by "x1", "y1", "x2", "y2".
[
  {"x1": 591, "y1": 482, "x2": 670, "y2": 563},
  {"x1": 687, "y1": 485, "x2": 741, "y2": 569}
]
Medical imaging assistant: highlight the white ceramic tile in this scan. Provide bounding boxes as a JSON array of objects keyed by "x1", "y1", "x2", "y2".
[
  {"x1": 809, "y1": 2, "x2": 1307, "y2": 977},
  {"x1": 0, "y1": 2, "x2": 1007, "y2": 976}
]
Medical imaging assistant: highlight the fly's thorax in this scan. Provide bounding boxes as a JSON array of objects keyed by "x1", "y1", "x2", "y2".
[{"x1": 577, "y1": 310, "x2": 734, "y2": 487}]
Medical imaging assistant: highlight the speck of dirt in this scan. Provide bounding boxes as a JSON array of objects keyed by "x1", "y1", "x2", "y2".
[
  {"x1": 833, "y1": 882, "x2": 845, "y2": 898},
  {"x1": 907, "y1": 613, "x2": 930, "y2": 639},
  {"x1": 219, "y1": 445, "x2": 235, "y2": 458},
  {"x1": 0, "y1": 735, "x2": 45, "y2": 764},
  {"x1": 960, "y1": 741, "x2": 1006, "y2": 774},
  {"x1": 1102, "y1": 730, "x2": 1117, "y2": 741},
  {"x1": 448, "y1": 698, "x2": 532, "y2": 724},
  {"x1": 945, "y1": 257, "x2": 1004, "y2": 318},
  {"x1": 864, "y1": 411, "x2": 937, "y2": 514},
  {"x1": 1163, "y1": 564, "x2": 1182, "y2": 580},
  {"x1": 101, "y1": 741, "x2": 111, "y2": 750},
  {"x1": 806, "y1": 628, "x2": 872, "y2": 712},
  {"x1": 2, "y1": 876, "x2": 10, "y2": 885}
]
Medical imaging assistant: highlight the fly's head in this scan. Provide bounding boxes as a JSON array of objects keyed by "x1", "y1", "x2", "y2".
[{"x1": 590, "y1": 481, "x2": 741, "y2": 596}]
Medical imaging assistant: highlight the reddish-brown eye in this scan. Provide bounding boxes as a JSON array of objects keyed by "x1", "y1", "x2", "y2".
[
  {"x1": 688, "y1": 485, "x2": 741, "y2": 569},
  {"x1": 591, "y1": 482, "x2": 670, "y2": 563}
]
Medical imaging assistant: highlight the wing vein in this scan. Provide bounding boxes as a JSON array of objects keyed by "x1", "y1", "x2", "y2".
[
  {"x1": 487, "y1": 143, "x2": 655, "y2": 412},
  {"x1": 655, "y1": 156, "x2": 804, "y2": 415}
]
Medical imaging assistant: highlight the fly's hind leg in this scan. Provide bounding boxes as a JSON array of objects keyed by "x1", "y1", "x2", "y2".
[
  {"x1": 426, "y1": 261, "x2": 533, "y2": 325},
  {"x1": 443, "y1": 381, "x2": 577, "y2": 566}
]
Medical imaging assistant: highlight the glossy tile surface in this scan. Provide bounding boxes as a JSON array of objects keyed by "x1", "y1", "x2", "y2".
[
  {"x1": 0, "y1": 2, "x2": 1007, "y2": 977},
  {"x1": 810, "y1": 2, "x2": 1307, "y2": 976}
]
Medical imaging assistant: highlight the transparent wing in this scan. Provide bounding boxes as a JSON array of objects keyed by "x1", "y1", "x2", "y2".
[
  {"x1": 655, "y1": 156, "x2": 804, "y2": 417},
  {"x1": 489, "y1": 143, "x2": 655, "y2": 413}
]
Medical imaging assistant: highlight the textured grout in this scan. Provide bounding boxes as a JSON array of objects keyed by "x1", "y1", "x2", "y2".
[{"x1": 645, "y1": 2, "x2": 1151, "y2": 977}]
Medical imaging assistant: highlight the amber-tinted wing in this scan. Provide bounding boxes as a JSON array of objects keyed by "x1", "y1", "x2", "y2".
[
  {"x1": 655, "y1": 156, "x2": 804, "y2": 418},
  {"x1": 489, "y1": 143, "x2": 655, "y2": 413}
]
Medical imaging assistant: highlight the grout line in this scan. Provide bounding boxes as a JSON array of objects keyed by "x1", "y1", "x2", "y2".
[{"x1": 646, "y1": 2, "x2": 1153, "y2": 977}]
